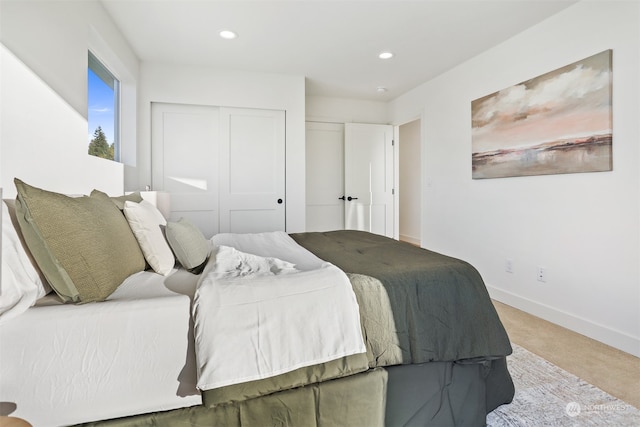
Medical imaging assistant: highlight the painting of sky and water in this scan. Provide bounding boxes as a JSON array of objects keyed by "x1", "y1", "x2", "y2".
[{"x1": 472, "y1": 50, "x2": 612, "y2": 179}]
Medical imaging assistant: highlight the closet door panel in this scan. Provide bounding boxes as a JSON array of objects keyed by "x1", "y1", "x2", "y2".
[
  {"x1": 219, "y1": 108, "x2": 286, "y2": 233},
  {"x1": 151, "y1": 103, "x2": 219, "y2": 238}
]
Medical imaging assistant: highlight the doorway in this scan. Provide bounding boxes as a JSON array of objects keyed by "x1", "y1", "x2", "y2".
[{"x1": 398, "y1": 119, "x2": 421, "y2": 246}]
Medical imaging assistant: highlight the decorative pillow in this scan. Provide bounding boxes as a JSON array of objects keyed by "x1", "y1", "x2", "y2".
[
  {"x1": 13, "y1": 178, "x2": 147, "y2": 303},
  {"x1": 91, "y1": 189, "x2": 143, "y2": 210},
  {"x1": 165, "y1": 217, "x2": 210, "y2": 274},
  {"x1": 123, "y1": 200, "x2": 175, "y2": 276},
  {"x1": 0, "y1": 200, "x2": 49, "y2": 322}
]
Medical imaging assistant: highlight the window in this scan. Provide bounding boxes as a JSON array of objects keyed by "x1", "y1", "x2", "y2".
[{"x1": 88, "y1": 51, "x2": 120, "y2": 161}]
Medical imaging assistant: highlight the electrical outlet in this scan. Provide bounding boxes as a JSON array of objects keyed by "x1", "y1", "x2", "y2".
[
  {"x1": 505, "y1": 259, "x2": 514, "y2": 274},
  {"x1": 537, "y1": 266, "x2": 547, "y2": 283}
]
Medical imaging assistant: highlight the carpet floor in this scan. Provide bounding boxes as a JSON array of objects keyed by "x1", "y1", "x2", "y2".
[{"x1": 487, "y1": 344, "x2": 640, "y2": 426}]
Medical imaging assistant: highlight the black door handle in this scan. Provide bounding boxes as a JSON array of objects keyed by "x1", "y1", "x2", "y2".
[
  {"x1": 347, "y1": 196, "x2": 358, "y2": 201},
  {"x1": 277, "y1": 198, "x2": 283, "y2": 204},
  {"x1": 338, "y1": 196, "x2": 345, "y2": 200}
]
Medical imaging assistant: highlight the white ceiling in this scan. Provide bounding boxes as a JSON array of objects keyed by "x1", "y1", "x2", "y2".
[{"x1": 100, "y1": 0, "x2": 577, "y2": 101}]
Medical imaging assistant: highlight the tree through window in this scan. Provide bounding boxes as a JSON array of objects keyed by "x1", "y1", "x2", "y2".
[{"x1": 88, "y1": 51, "x2": 120, "y2": 161}]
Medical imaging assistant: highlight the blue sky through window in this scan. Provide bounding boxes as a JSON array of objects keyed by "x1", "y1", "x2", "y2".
[{"x1": 87, "y1": 68, "x2": 115, "y2": 145}]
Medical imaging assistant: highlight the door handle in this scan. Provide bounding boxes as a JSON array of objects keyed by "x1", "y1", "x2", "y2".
[
  {"x1": 277, "y1": 198, "x2": 283, "y2": 204},
  {"x1": 347, "y1": 196, "x2": 358, "y2": 201},
  {"x1": 338, "y1": 196, "x2": 345, "y2": 200}
]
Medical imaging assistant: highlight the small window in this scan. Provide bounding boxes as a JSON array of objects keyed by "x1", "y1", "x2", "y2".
[{"x1": 88, "y1": 51, "x2": 120, "y2": 161}]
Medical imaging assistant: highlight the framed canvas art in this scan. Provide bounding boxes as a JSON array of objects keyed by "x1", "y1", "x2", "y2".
[{"x1": 471, "y1": 50, "x2": 612, "y2": 179}]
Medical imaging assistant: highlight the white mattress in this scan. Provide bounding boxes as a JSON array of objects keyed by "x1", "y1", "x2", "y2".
[{"x1": 0, "y1": 268, "x2": 202, "y2": 426}]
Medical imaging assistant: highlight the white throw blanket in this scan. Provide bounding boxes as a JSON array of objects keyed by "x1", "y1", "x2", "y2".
[{"x1": 193, "y1": 232, "x2": 366, "y2": 391}]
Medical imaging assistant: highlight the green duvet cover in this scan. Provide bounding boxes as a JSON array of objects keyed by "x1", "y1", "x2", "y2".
[{"x1": 291, "y1": 230, "x2": 513, "y2": 364}]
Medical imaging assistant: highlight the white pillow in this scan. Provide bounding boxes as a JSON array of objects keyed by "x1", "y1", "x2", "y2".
[
  {"x1": 123, "y1": 200, "x2": 175, "y2": 276},
  {"x1": 0, "y1": 200, "x2": 48, "y2": 323}
]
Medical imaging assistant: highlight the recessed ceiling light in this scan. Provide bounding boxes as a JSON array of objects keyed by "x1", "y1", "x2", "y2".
[
  {"x1": 378, "y1": 52, "x2": 394, "y2": 60},
  {"x1": 376, "y1": 87, "x2": 388, "y2": 93},
  {"x1": 219, "y1": 30, "x2": 238, "y2": 40}
]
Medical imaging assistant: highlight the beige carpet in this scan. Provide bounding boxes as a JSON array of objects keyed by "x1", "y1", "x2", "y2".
[
  {"x1": 492, "y1": 300, "x2": 640, "y2": 409},
  {"x1": 487, "y1": 344, "x2": 640, "y2": 426}
]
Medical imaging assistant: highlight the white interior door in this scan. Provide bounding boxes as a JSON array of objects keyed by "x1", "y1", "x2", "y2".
[
  {"x1": 344, "y1": 123, "x2": 394, "y2": 237},
  {"x1": 305, "y1": 122, "x2": 345, "y2": 231},
  {"x1": 219, "y1": 107, "x2": 286, "y2": 233},
  {"x1": 151, "y1": 103, "x2": 219, "y2": 238}
]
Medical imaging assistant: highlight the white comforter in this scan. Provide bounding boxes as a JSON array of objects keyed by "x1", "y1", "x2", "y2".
[{"x1": 193, "y1": 231, "x2": 366, "y2": 391}]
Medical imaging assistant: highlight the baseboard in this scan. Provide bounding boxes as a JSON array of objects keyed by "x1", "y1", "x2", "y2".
[
  {"x1": 487, "y1": 285, "x2": 640, "y2": 358},
  {"x1": 399, "y1": 234, "x2": 420, "y2": 246}
]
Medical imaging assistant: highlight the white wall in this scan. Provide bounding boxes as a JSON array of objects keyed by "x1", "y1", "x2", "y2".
[
  {"x1": 0, "y1": 0, "x2": 139, "y2": 198},
  {"x1": 0, "y1": 45, "x2": 122, "y2": 198},
  {"x1": 136, "y1": 63, "x2": 306, "y2": 232},
  {"x1": 306, "y1": 95, "x2": 388, "y2": 124},
  {"x1": 388, "y1": 1, "x2": 640, "y2": 356}
]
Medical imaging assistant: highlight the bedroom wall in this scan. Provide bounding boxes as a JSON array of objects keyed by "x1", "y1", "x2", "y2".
[
  {"x1": 137, "y1": 63, "x2": 306, "y2": 233},
  {"x1": 0, "y1": 0, "x2": 139, "y2": 198},
  {"x1": 387, "y1": 1, "x2": 640, "y2": 356},
  {"x1": 306, "y1": 95, "x2": 388, "y2": 124}
]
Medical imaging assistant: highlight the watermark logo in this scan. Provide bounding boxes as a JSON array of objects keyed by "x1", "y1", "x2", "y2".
[
  {"x1": 566, "y1": 402, "x2": 581, "y2": 417},
  {"x1": 566, "y1": 401, "x2": 627, "y2": 417}
]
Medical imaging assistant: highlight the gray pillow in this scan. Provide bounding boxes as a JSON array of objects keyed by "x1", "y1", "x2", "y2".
[
  {"x1": 92, "y1": 189, "x2": 143, "y2": 210},
  {"x1": 14, "y1": 178, "x2": 146, "y2": 303},
  {"x1": 165, "y1": 217, "x2": 210, "y2": 274}
]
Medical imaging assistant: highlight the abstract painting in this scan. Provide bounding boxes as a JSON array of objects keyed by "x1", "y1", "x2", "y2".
[{"x1": 472, "y1": 50, "x2": 612, "y2": 179}]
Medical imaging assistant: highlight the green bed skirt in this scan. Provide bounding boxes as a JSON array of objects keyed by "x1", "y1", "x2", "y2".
[{"x1": 79, "y1": 356, "x2": 513, "y2": 427}]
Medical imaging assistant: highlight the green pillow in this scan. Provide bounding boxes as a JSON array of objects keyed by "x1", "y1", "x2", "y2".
[
  {"x1": 165, "y1": 217, "x2": 210, "y2": 274},
  {"x1": 14, "y1": 178, "x2": 146, "y2": 303},
  {"x1": 92, "y1": 190, "x2": 143, "y2": 210}
]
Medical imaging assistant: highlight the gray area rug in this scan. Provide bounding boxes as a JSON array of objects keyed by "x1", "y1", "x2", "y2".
[{"x1": 487, "y1": 344, "x2": 640, "y2": 426}]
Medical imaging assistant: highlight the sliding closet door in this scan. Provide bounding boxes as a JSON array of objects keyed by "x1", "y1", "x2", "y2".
[
  {"x1": 151, "y1": 102, "x2": 219, "y2": 237},
  {"x1": 219, "y1": 107, "x2": 286, "y2": 233}
]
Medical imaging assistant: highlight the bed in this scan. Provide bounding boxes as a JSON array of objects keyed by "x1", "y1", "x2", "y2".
[{"x1": 0, "y1": 179, "x2": 514, "y2": 426}]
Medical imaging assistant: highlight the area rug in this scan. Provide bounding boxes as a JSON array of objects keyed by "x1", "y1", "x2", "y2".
[{"x1": 487, "y1": 344, "x2": 640, "y2": 426}]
